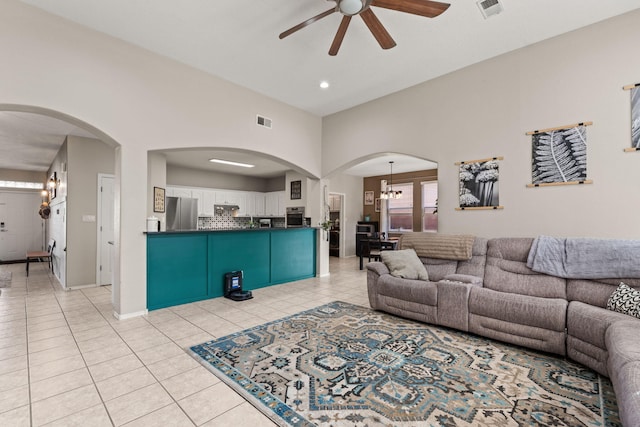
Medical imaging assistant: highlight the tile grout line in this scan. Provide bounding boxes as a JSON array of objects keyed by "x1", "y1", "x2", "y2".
[
  {"x1": 80, "y1": 288, "x2": 200, "y2": 427},
  {"x1": 40, "y1": 280, "x2": 117, "y2": 427}
]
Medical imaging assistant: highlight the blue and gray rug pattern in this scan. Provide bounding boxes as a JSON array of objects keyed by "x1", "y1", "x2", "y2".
[{"x1": 190, "y1": 301, "x2": 619, "y2": 427}]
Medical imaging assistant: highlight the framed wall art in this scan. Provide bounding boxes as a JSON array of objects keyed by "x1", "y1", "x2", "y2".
[
  {"x1": 153, "y1": 186, "x2": 165, "y2": 213},
  {"x1": 374, "y1": 198, "x2": 381, "y2": 212},
  {"x1": 455, "y1": 157, "x2": 504, "y2": 211},
  {"x1": 290, "y1": 180, "x2": 302, "y2": 200},
  {"x1": 364, "y1": 191, "x2": 374, "y2": 205},
  {"x1": 526, "y1": 122, "x2": 592, "y2": 187},
  {"x1": 623, "y1": 83, "x2": 640, "y2": 152}
]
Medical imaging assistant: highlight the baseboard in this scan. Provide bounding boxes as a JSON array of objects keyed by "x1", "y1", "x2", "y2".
[
  {"x1": 66, "y1": 283, "x2": 99, "y2": 291},
  {"x1": 113, "y1": 309, "x2": 148, "y2": 320}
]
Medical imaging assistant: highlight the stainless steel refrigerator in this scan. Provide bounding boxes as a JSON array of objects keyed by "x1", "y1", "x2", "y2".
[{"x1": 166, "y1": 197, "x2": 198, "y2": 231}]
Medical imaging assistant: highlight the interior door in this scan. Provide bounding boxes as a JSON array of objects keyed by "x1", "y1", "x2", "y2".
[
  {"x1": 97, "y1": 174, "x2": 115, "y2": 285},
  {"x1": 0, "y1": 191, "x2": 43, "y2": 261}
]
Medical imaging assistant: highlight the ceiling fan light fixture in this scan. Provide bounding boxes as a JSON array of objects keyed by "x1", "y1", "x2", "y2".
[{"x1": 339, "y1": 0, "x2": 365, "y2": 16}]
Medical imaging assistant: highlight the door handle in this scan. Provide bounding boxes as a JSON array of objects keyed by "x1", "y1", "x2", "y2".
[{"x1": 108, "y1": 241, "x2": 114, "y2": 245}]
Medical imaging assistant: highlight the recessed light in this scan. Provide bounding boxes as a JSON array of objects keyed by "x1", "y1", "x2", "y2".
[
  {"x1": 209, "y1": 158, "x2": 255, "y2": 168},
  {"x1": 319, "y1": 81, "x2": 330, "y2": 89}
]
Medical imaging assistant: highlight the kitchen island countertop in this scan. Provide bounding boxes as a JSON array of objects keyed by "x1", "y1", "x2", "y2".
[{"x1": 144, "y1": 227, "x2": 318, "y2": 234}]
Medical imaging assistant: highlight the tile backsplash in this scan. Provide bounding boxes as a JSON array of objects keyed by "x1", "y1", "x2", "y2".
[{"x1": 198, "y1": 212, "x2": 285, "y2": 229}]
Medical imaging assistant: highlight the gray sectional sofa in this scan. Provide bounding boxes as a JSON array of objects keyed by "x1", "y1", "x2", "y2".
[{"x1": 366, "y1": 233, "x2": 640, "y2": 427}]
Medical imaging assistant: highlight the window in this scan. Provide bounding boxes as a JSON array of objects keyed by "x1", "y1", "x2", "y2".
[
  {"x1": 0, "y1": 180, "x2": 44, "y2": 190},
  {"x1": 388, "y1": 183, "x2": 413, "y2": 232},
  {"x1": 422, "y1": 181, "x2": 438, "y2": 232}
]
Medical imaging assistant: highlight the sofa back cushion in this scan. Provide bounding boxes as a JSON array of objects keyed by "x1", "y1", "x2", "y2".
[
  {"x1": 419, "y1": 257, "x2": 457, "y2": 282},
  {"x1": 567, "y1": 278, "x2": 640, "y2": 308},
  {"x1": 456, "y1": 237, "x2": 488, "y2": 278},
  {"x1": 485, "y1": 238, "x2": 566, "y2": 299}
]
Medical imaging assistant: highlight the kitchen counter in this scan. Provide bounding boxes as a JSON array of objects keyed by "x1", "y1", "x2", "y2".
[
  {"x1": 145, "y1": 227, "x2": 318, "y2": 234},
  {"x1": 146, "y1": 227, "x2": 317, "y2": 310}
]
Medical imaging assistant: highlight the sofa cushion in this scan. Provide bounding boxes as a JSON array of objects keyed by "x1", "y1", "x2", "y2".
[
  {"x1": 609, "y1": 361, "x2": 640, "y2": 427},
  {"x1": 567, "y1": 301, "x2": 631, "y2": 350},
  {"x1": 566, "y1": 278, "x2": 639, "y2": 307},
  {"x1": 606, "y1": 320, "x2": 640, "y2": 376},
  {"x1": 606, "y1": 320, "x2": 640, "y2": 426},
  {"x1": 607, "y1": 282, "x2": 640, "y2": 319},
  {"x1": 455, "y1": 237, "x2": 488, "y2": 278},
  {"x1": 485, "y1": 238, "x2": 566, "y2": 299},
  {"x1": 419, "y1": 257, "x2": 457, "y2": 282},
  {"x1": 381, "y1": 249, "x2": 429, "y2": 281},
  {"x1": 469, "y1": 287, "x2": 567, "y2": 332},
  {"x1": 378, "y1": 274, "x2": 437, "y2": 307}
]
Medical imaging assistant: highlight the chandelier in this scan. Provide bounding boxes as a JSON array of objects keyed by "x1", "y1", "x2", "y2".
[{"x1": 380, "y1": 161, "x2": 402, "y2": 199}]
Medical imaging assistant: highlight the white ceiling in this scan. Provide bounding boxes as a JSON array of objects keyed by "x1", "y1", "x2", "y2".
[
  {"x1": 4, "y1": 0, "x2": 640, "y2": 176},
  {"x1": 18, "y1": 0, "x2": 640, "y2": 117},
  {"x1": 0, "y1": 112, "x2": 95, "y2": 172}
]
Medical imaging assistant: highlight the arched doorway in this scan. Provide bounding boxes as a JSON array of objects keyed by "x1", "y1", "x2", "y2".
[
  {"x1": 323, "y1": 152, "x2": 438, "y2": 270},
  {"x1": 0, "y1": 104, "x2": 122, "y2": 309}
]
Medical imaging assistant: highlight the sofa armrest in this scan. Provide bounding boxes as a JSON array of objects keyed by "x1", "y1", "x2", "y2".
[
  {"x1": 366, "y1": 262, "x2": 389, "y2": 310},
  {"x1": 443, "y1": 273, "x2": 484, "y2": 286},
  {"x1": 366, "y1": 262, "x2": 390, "y2": 277}
]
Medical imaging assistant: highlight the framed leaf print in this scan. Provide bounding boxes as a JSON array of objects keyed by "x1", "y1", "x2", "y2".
[
  {"x1": 526, "y1": 122, "x2": 593, "y2": 187},
  {"x1": 623, "y1": 83, "x2": 640, "y2": 152}
]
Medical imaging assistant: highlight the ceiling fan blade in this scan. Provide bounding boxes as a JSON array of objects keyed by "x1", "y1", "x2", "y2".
[
  {"x1": 360, "y1": 8, "x2": 396, "y2": 50},
  {"x1": 329, "y1": 15, "x2": 352, "y2": 56},
  {"x1": 371, "y1": 0, "x2": 450, "y2": 18},
  {"x1": 279, "y1": 8, "x2": 336, "y2": 39}
]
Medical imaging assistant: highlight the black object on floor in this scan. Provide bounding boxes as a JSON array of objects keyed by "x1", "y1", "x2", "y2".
[{"x1": 224, "y1": 271, "x2": 253, "y2": 301}]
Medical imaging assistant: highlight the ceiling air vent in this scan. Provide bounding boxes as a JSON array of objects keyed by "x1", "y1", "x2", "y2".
[
  {"x1": 256, "y1": 115, "x2": 272, "y2": 129},
  {"x1": 477, "y1": 0, "x2": 503, "y2": 19}
]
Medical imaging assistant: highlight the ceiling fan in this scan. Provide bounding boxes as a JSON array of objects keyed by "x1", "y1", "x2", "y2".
[{"x1": 279, "y1": 0, "x2": 450, "y2": 56}]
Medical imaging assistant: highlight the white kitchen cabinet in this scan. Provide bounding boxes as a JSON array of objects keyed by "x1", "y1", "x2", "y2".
[
  {"x1": 329, "y1": 195, "x2": 341, "y2": 212},
  {"x1": 277, "y1": 192, "x2": 285, "y2": 216},
  {"x1": 166, "y1": 186, "x2": 282, "y2": 217},
  {"x1": 265, "y1": 191, "x2": 285, "y2": 216},
  {"x1": 235, "y1": 192, "x2": 248, "y2": 216},
  {"x1": 200, "y1": 190, "x2": 216, "y2": 216},
  {"x1": 171, "y1": 187, "x2": 193, "y2": 198},
  {"x1": 253, "y1": 193, "x2": 265, "y2": 216},
  {"x1": 214, "y1": 190, "x2": 248, "y2": 216}
]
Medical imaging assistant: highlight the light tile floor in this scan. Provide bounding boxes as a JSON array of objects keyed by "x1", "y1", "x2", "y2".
[{"x1": 0, "y1": 257, "x2": 369, "y2": 426}]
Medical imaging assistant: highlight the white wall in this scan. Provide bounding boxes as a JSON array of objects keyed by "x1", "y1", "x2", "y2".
[
  {"x1": 167, "y1": 164, "x2": 273, "y2": 192},
  {"x1": 0, "y1": 0, "x2": 321, "y2": 317},
  {"x1": 323, "y1": 10, "x2": 640, "y2": 239},
  {"x1": 67, "y1": 136, "x2": 115, "y2": 287}
]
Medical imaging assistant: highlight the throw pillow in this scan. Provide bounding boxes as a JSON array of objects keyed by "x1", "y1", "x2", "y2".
[
  {"x1": 607, "y1": 282, "x2": 640, "y2": 319},
  {"x1": 381, "y1": 249, "x2": 429, "y2": 281}
]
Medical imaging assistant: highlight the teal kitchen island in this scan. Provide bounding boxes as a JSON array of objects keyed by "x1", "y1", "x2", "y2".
[{"x1": 146, "y1": 228, "x2": 318, "y2": 310}]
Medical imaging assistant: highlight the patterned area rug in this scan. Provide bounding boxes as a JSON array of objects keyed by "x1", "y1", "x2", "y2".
[
  {"x1": 190, "y1": 301, "x2": 620, "y2": 427},
  {"x1": 0, "y1": 271, "x2": 11, "y2": 288}
]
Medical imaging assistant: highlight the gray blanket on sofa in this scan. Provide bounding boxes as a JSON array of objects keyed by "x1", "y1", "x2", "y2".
[{"x1": 527, "y1": 235, "x2": 640, "y2": 279}]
